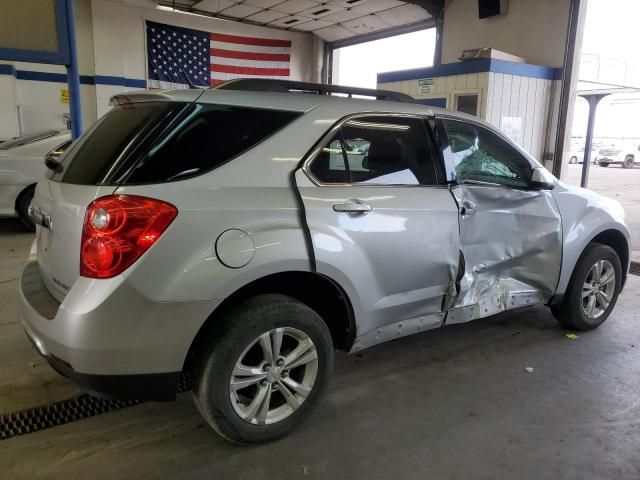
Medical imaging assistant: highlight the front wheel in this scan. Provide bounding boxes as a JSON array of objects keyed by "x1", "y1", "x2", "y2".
[
  {"x1": 192, "y1": 294, "x2": 334, "y2": 444},
  {"x1": 599, "y1": 161, "x2": 610, "y2": 167},
  {"x1": 569, "y1": 156, "x2": 577, "y2": 164},
  {"x1": 622, "y1": 155, "x2": 634, "y2": 169},
  {"x1": 552, "y1": 243, "x2": 622, "y2": 330}
]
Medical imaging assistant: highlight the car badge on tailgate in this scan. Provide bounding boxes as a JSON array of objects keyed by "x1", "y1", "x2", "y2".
[{"x1": 28, "y1": 203, "x2": 54, "y2": 231}]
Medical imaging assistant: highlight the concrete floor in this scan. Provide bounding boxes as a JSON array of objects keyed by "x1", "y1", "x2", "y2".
[{"x1": 1, "y1": 218, "x2": 640, "y2": 479}]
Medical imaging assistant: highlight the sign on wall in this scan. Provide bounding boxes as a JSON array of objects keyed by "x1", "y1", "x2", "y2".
[
  {"x1": 418, "y1": 78, "x2": 435, "y2": 94},
  {"x1": 146, "y1": 20, "x2": 292, "y2": 89}
]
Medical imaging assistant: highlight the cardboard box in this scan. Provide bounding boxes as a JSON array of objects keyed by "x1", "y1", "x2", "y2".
[{"x1": 459, "y1": 47, "x2": 525, "y2": 63}]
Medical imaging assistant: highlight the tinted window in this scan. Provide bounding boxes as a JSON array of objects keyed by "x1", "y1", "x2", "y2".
[
  {"x1": 308, "y1": 133, "x2": 349, "y2": 184},
  {"x1": 443, "y1": 119, "x2": 532, "y2": 188},
  {"x1": 342, "y1": 117, "x2": 436, "y2": 185},
  {"x1": 125, "y1": 105, "x2": 300, "y2": 184},
  {"x1": 51, "y1": 102, "x2": 181, "y2": 184},
  {"x1": 309, "y1": 116, "x2": 437, "y2": 186}
]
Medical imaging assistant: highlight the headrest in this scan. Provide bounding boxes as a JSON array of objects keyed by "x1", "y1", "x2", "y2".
[{"x1": 364, "y1": 138, "x2": 402, "y2": 172}]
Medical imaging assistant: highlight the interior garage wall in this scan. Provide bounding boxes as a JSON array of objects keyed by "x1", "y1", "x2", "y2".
[
  {"x1": 0, "y1": 0, "x2": 96, "y2": 139},
  {"x1": 91, "y1": 0, "x2": 316, "y2": 117},
  {"x1": 442, "y1": 0, "x2": 571, "y2": 67},
  {"x1": 0, "y1": 0, "x2": 316, "y2": 139}
]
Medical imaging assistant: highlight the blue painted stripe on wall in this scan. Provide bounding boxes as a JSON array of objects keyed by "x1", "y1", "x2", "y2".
[
  {"x1": 378, "y1": 59, "x2": 563, "y2": 83},
  {"x1": 0, "y1": 64, "x2": 17, "y2": 76},
  {"x1": 15, "y1": 70, "x2": 95, "y2": 84},
  {"x1": 94, "y1": 75, "x2": 146, "y2": 88},
  {"x1": 1, "y1": 68, "x2": 146, "y2": 88}
]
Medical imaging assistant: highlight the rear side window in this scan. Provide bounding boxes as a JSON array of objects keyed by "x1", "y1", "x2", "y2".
[
  {"x1": 308, "y1": 116, "x2": 438, "y2": 186},
  {"x1": 124, "y1": 104, "x2": 300, "y2": 184}
]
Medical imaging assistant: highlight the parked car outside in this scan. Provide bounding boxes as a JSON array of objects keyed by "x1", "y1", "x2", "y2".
[
  {"x1": 0, "y1": 130, "x2": 71, "y2": 229},
  {"x1": 596, "y1": 142, "x2": 640, "y2": 168},
  {"x1": 567, "y1": 144, "x2": 598, "y2": 164},
  {"x1": 20, "y1": 81, "x2": 630, "y2": 444}
]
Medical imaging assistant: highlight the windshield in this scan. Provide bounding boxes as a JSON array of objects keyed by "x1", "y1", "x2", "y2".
[{"x1": 0, "y1": 130, "x2": 60, "y2": 150}]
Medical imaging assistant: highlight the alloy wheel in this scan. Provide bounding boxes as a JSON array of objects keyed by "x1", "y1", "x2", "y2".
[
  {"x1": 581, "y1": 259, "x2": 616, "y2": 319},
  {"x1": 229, "y1": 327, "x2": 318, "y2": 425}
]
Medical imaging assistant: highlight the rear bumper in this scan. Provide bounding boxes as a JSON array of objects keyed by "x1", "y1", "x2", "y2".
[{"x1": 20, "y1": 260, "x2": 218, "y2": 400}]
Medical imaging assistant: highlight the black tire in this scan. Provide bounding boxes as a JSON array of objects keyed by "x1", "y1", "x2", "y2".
[
  {"x1": 622, "y1": 155, "x2": 634, "y2": 169},
  {"x1": 552, "y1": 243, "x2": 622, "y2": 330},
  {"x1": 16, "y1": 186, "x2": 35, "y2": 231},
  {"x1": 192, "y1": 294, "x2": 334, "y2": 444},
  {"x1": 599, "y1": 161, "x2": 610, "y2": 167},
  {"x1": 569, "y1": 156, "x2": 577, "y2": 164}
]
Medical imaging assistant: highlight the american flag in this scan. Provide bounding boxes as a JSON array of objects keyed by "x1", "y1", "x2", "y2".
[{"x1": 146, "y1": 20, "x2": 291, "y2": 89}]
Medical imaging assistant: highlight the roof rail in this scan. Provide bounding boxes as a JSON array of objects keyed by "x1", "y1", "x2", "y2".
[{"x1": 213, "y1": 78, "x2": 416, "y2": 103}]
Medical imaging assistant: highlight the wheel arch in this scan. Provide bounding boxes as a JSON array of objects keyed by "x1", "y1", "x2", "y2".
[
  {"x1": 183, "y1": 270, "x2": 356, "y2": 374},
  {"x1": 591, "y1": 229, "x2": 629, "y2": 288},
  {"x1": 14, "y1": 183, "x2": 36, "y2": 212}
]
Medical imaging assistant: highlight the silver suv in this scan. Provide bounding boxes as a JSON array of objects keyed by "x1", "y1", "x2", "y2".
[{"x1": 20, "y1": 80, "x2": 630, "y2": 443}]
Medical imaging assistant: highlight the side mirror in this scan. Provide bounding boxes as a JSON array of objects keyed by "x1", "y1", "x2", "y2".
[
  {"x1": 530, "y1": 167, "x2": 556, "y2": 190},
  {"x1": 44, "y1": 154, "x2": 63, "y2": 173}
]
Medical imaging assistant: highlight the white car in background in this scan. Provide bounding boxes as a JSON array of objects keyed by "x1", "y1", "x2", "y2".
[
  {"x1": 597, "y1": 143, "x2": 640, "y2": 168},
  {"x1": 567, "y1": 144, "x2": 598, "y2": 164},
  {"x1": 0, "y1": 130, "x2": 71, "y2": 229}
]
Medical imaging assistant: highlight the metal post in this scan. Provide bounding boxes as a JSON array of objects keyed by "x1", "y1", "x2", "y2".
[
  {"x1": 579, "y1": 93, "x2": 608, "y2": 188},
  {"x1": 64, "y1": 0, "x2": 82, "y2": 139},
  {"x1": 433, "y1": 12, "x2": 444, "y2": 66}
]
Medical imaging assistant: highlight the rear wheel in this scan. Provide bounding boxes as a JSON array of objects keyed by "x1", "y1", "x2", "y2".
[
  {"x1": 16, "y1": 186, "x2": 35, "y2": 231},
  {"x1": 552, "y1": 243, "x2": 621, "y2": 330},
  {"x1": 192, "y1": 294, "x2": 334, "y2": 444},
  {"x1": 622, "y1": 155, "x2": 634, "y2": 169}
]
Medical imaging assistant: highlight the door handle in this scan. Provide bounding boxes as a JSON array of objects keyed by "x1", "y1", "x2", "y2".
[
  {"x1": 333, "y1": 200, "x2": 372, "y2": 216},
  {"x1": 460, "y1": 199, "x2": 476, "y2": 216}
]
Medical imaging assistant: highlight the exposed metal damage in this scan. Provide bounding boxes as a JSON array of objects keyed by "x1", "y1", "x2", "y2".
[{"x1": 446, "y1": 183, "x2": 563, "y2": 324}]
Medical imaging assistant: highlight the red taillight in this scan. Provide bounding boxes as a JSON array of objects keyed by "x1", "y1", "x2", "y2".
[{"x1": 80, "y1": 195, "x2": 177, "y2": 279}]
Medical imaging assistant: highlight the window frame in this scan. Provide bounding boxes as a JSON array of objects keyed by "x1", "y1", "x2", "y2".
[
  {"x1": 302, "y1": 112, "x2": 447, "y2": 187},
  {"x1": 437, "y1": 114, "x2": 539, "y2": 190}
]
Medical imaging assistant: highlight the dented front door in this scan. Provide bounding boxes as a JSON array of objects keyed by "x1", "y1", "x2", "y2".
[
  {"x1": 437, "y1": 116, "x2": 562, "y2": 323},
  {"x1": 448, "y1": 184, "x2": 562, "y2": 323}
]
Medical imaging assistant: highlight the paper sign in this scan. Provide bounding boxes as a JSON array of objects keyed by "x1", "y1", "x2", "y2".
[
  {"x1": 418, "y1": 78, "x2": 435, "y2": 94},
  {"x1": 60, "y1": 89, "x2": 69, "y2": 104},
  {"x1": 501, "y1": 116, "x2": 522, "y2": 140}
]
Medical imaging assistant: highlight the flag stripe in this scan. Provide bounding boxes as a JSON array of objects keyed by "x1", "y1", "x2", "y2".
[
  {"x1": 210, "y1": 42, "x2": 290, "y2": 54},
  {"x1": 210, "y1": 32, "x2": 291, "y2": 47},
  {"x1": 211, "y1": 72, "x2": 285, "y2": 81},
  {"x1": 211, "y1": 64, "x2": 290, "y2": 76},
  {"x1": 211, "y1": 56, "x2": 290, "y2": 69},
  {"x1": 210, "y1": 48, "x2": 291, "y2": 62}
]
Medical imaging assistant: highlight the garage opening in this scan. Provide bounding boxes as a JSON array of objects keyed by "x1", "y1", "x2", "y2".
[
  {"x1": 331, "y1": 29, "x2": 436, "y2": 89},
  {"x1": 565, "y1": 0, "x2": 640, "y2": 261}
]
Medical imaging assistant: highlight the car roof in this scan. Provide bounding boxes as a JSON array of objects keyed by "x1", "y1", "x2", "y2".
[
  {"x1": 116, "y1": 88, "x2": 437, "y2": 115},
  {"x1": 112, "y1": 87, "x2": 495, "y2": 133}
]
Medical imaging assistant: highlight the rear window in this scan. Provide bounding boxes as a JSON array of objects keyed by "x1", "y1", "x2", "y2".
[
  {"x1": 123, "y1": 104, "x2": 300, "y2": 184},
  {"x1": 50, "y1": 102, "x2": 181, "y2": 184},
  {"x1": 49, "y1": 102, "x2": 301, "y2": 185}
]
